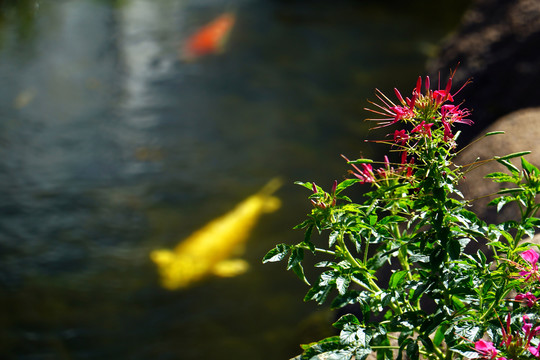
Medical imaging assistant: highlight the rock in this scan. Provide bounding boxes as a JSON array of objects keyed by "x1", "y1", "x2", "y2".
[
  {"x1": 426, "y1": 0, "x2": 540, "y2": 144},
  {"x1": 455, "y1": 107, "x2": 540, "y2": 224}
]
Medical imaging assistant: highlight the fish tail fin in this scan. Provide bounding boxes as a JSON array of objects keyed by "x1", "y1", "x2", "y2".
[
  {"x1": 259, "y1": 177, "x2": 283, "y2": 196},
  {"x1": 263, "y1": 196, "x2": 281, "y2": 212},
  {"x1": 258, "y1": 177, "x2": 283, "y2": 212}
]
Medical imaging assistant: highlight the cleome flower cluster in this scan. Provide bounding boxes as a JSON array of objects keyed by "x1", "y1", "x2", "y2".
[{"x1": 265, "y1": 70, "x2": 540, "y2": 360}]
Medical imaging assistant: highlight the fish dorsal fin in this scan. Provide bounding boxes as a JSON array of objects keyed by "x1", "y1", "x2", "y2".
[{"x1": 212, "y1": 259, "x2": 249, "y2": 278}]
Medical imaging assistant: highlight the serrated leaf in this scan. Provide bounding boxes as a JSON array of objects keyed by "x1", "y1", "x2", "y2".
[
  {"x1": 263, "y1": 243, "x2": 290, "y2": 263},
  {"x1": 450, "y1": 349, "x2": 480, "y2": 359},
  {"x1": 329, "y1": 231, "x2": 339, "y2": 247},
  {"x1": 333, "y1": 314, "x2": 360, "y2": 329},
  {"x1": 355, "y1": 347, "x2": 373, "y2": 360},
  {"x1": 331, "y1": 290, "x2": 361, "y2": 309},
  {"x1": 485, "y1": 172, "x2": 517, "y2": 183},
  {"x1": 287, "y1": 247, "x2": 304, "y2": 270},
  {"x1": 292, "y1": 262, "x2": 310, "y2": 286},
  {"x1": 336, "y1": 276, "x2": 350, "y2": 295},
  {"x1": 305, "y1": 224, "x2": 314, "y2": 243},
  {"x1": 310, "y1": 350, "x2": 353, "y2": 360},
  {"x1": 496, "y1": 159, "x2": 520, "y2": 175}
]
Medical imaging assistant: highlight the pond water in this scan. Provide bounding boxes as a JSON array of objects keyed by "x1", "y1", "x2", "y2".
[{"x1": 0, "y1": 0, "x2": 469, "y2": 359}]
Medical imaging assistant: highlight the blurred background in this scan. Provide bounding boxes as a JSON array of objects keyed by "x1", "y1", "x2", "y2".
[{"x1": 0, "y1": 0, "x2": 472, "y2": 358}]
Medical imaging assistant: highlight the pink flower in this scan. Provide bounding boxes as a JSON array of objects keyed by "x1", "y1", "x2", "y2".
[
  {"x1": 522, "y1": 315, "x2": 540, "y2": 348},
  {"x1": 441, "y1": 104, "x2": 473, "y2": 125},
  {"x1": 530, "y1": 343, "x2": 540, "y2": 357},
  {"x1": 411, "y1": 120, "x2": 434, "y2": 137},
  {"x1": 393, "y1": 129, "x2": 409, "y2": 145},
  {"x1": 515, "y1": 292, "x2": 538, "y2": 307},
  {"x1": 442, "y1": 120, "x2": 454, "y2": 142},
  {"x1": 519, "y1": 249, "x2": 539, "y2": 281},
  {"x1": 342, "y1": 155, "x2": 375, "y2": 184},
  {"x1": 389, "y1": 106, "x2": 414, "y2": 123},
  {"x1": 475, "y1": 340, "x2": 498, "y2": 359}
]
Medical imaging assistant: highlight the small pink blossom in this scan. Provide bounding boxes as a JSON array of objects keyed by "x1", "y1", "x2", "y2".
[
  {"x1": 515, "y1": 292, "x2": 538, "y2": 308},
  {"x1": 519, "y1": 249, "x2": 540, "y2": 281},
  {"x1": 411, "y1": 120, "x2": 434, "y2": 137},
  {"x1": 342, "y1": 156, "x2": 375, "y2": 184},
  {"x1": 530, "y1": 343, "x2": 540, "y2": 357},
  {"x1": 442, "y1": 120, "x2": 454, "y2": 142},
  {"x1": 389, "y1": 106, "x2": 414, "y2": 123},
  {"x1": 475, "y1": 340, "x2": 498, "y2": 359},
  {"x1": 441, "y1": 104, "x2": 473, "y2": 125},
  {"x1": 393, "y1": 129, "x2": 409, "y2": 145}
]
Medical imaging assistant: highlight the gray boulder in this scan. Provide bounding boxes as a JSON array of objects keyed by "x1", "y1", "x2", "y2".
[
  {"x1": 456, "y1": 107, "x2": 540, "y2": 224},
  {"x1": 426, "y1": 0, "x2": 540, "y2": 144}
]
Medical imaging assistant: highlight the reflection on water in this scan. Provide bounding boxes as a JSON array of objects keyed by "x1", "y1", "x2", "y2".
[{"x1": 0, "y1": 0, "x2": 468, "y2": 358}]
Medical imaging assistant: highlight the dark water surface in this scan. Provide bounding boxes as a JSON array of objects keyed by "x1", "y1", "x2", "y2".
[{"x1": 0, "y1": 0, "x2": 468, "y2": 358}]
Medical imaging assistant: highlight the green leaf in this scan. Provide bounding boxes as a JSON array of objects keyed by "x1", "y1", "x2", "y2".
[
  {"x1": 484, "y1": 131, "x2": 505, "y2": 137},
  {"x1": 295, "y1": 181, "x2": 315, "y2": 191},
  {"x1": 287, "y1": 247, "x2": 304, "y2": 270},
  {"x1": 495, "y1": 151, "x2": 531, "y2": 161},
  {"x1": 378, "y1": 215, "x2": 407, "y2": 225},
  {"x1": 522, "y1": 156, "x2": 539, "y2": 176},
  {"x1": 331, "y1": 290, "x2": 361, "y2": 309},
  {"x1": 336, "y1": 179, "x2": 362, "y2": 194},
  {"x1": 433, "y1": 323, "x2": 447, "y2": 346},
  {"x1": 304, "y1": 284, "x2": 332, "y2": 305},
  {"x1": 304, "y1": 224, "x2": 314, "y2": 244},
  {"x1": 497, "y1": 187, "x2": 525, "y2": 195},
  {"x1": 293, "y1": 219, "x2": 312, "y2": 230},
  {"x1": 355, "y1": 347, "x2": 373, "y2": 360},
  {"x1": 329, "y1": 231, "x2": 339, "y2": 247},
  {"x1": 406, "y1": 341, "x2": 419, "y2": 360},
  {"x1": 495, "y1": 158, "x2": 520, "y2": 175},
  {"x1": 291, "y1": 262, "x2": 310, "y2": 286},
  {"x1": 451, "y1": 348, "x2": 480, "y2": 359},
  {"x1": 347, "y1": 158, "x2": 374, "y2": 164},
  {"x1": 336, "y1": 276, "x2": 350, "y2": 295},
  {"x1": 447, "y1": 238, "x2": 462, "y2": 260},
  {"x1": 309, "y1": 350, "x2": 353, "y2": 360},
  {"x1": 263, "y1": 243, "x2": 290, "y2": 263},
  {"x1": 485, "y1": 172, "x2": 517, "y2": 183},
  {"x1": 333, "y1": 314, "x2": 361, "y2": 329},
  {"x1": 389, "y1": 270, "x2": 408, "y2": 290}
]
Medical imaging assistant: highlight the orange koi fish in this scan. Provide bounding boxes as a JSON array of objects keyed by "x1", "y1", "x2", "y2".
[{"x1": 181, "y1": 12, "x2": 236, "y2": 61}]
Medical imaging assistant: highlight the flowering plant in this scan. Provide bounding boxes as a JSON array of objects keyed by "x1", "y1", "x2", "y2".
[{"x1": 264, "y1": 71, "x2": 540, "y2": 360}]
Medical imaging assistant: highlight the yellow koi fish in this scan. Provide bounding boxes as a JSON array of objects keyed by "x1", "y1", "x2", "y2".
[{"x1": 150, "y1": 178, "x2": 282, "y2": 290}]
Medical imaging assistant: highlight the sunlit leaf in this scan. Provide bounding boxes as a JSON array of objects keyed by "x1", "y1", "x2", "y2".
[
  {"x1": 495, "y1": 151, "x2": 531, "y2": 161},
  {"x1": 263, "y1": 243, "x2": 290, "y2": 263},
  {"x1": 389, "y1": 270, "x2": 408, "y2": 290}
]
